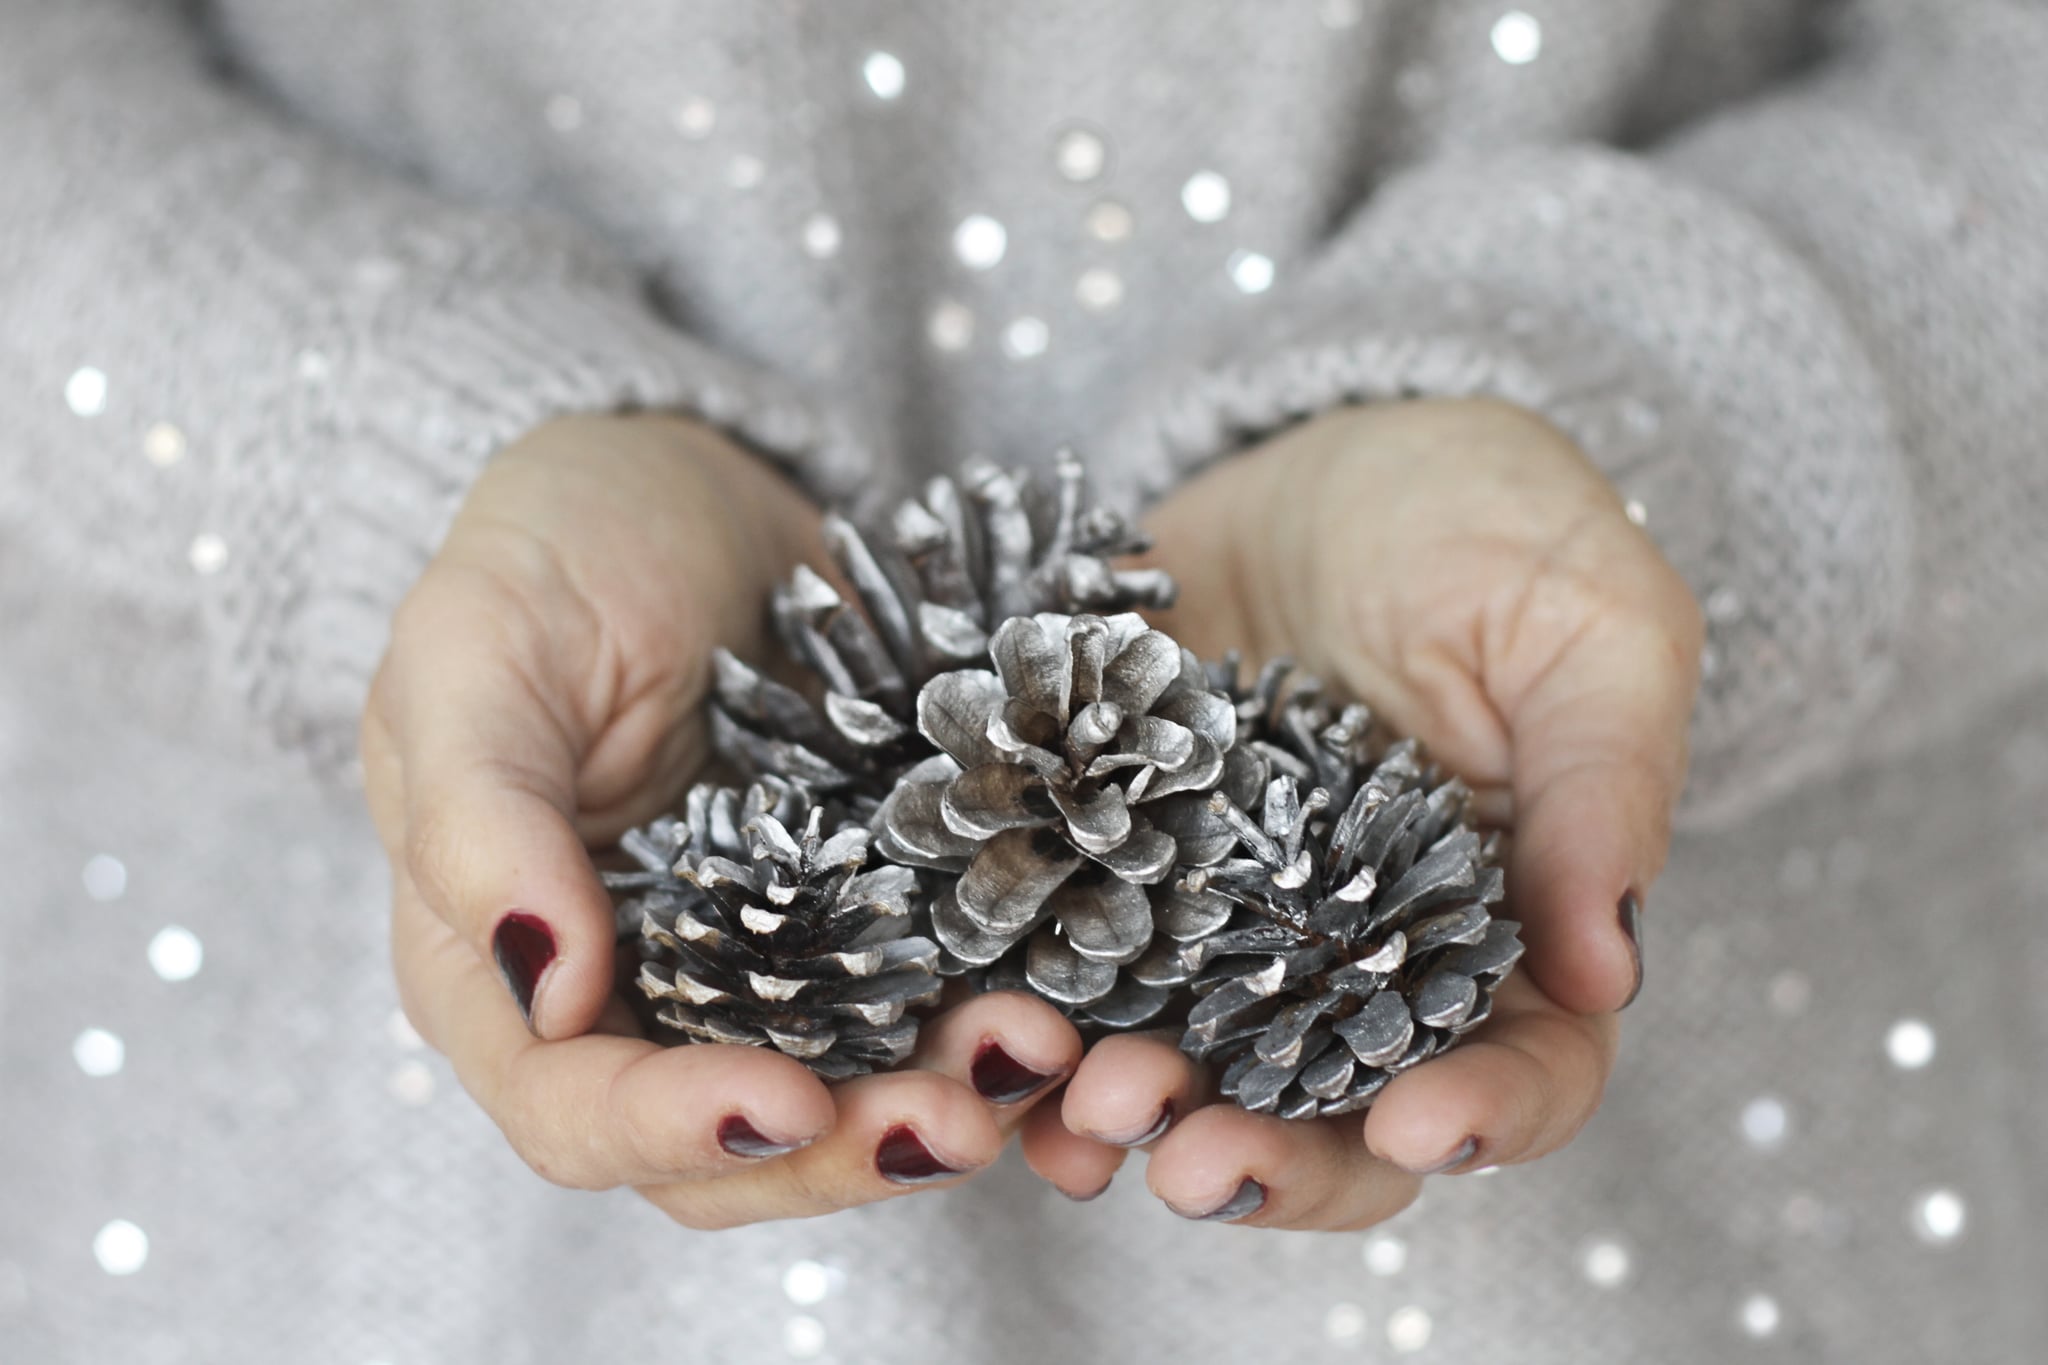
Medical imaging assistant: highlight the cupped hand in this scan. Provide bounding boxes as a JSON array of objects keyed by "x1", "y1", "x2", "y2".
[
  {"x1": 359, "y1": 413, "x2": 1083, "y2": 1227},
  {"x1": 1020, "y1": 398, "x2": 1703, "y2": 1226}
]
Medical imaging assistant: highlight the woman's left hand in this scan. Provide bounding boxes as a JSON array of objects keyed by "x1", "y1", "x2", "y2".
[{"x1": 1016, "y1": 398, "x2": 1702, "y2": 1226}]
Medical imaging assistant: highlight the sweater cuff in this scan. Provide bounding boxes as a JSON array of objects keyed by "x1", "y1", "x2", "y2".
[{"x1": 1105, "y1": 145, "x2": 1914, "y2": 827}]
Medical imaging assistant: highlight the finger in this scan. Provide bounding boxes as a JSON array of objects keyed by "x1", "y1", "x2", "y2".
[
  {"x1": 1146, "y1": 1105, "x2": 1422, "y2": 1231},
  {"x1": 385, "y1": 567, "x2": 620, "y2": 1038},
  {"x1": 639, "y1": 1068, "x2": 1005, "y2": 1229},
  {"x1": 907, "y1": 990, "x2": 1083, "y2": 1126},
  {"x1": 1363, "y1": 975, "x2": 1618, "y2": 1175},
  {"x1": 392, "y1": 876, "x2": 836, "y2": 1188},
  {"x1": 1019, "y1": 1089, "x2": 1126, "y2": 1201},
  {"x1": 1061, "y1": 1031, "x2": 1213, "y2": 1150},
  {"x1": 1501, "y1": 551, "x2": 1703, "y2": 1014}
]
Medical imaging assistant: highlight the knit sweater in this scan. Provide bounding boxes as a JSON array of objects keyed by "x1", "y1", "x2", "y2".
[{"x1": 2, "y1": 2, "x2": 2044, "y2": 1362}]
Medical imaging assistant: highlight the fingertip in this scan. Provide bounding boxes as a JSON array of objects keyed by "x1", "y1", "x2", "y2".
[
  {"x1": 1019, "y1": 1094, "x2": 1125, "y2": 1199},
  {"x1": 1507, "y1": 776, "x2": 1653, "y2": 1015}
]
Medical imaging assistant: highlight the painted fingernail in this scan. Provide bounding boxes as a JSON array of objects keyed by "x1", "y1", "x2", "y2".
[
  {"x1": 1100, "y1": 1100, "x2": 1174, "y2": 1148},
  {"x1": 875, "y1": 1125, "x2": 970, "y2": 1185},
  {"x1": 970, "y1": 1041, "x2": 1061, "y2": 1105},
  {"x1": 1618, "y1": 891, "x2": 1644, "y2": 1010},
  {"x1": 1172, "y1": 1178, "x2": 1267, "y2": 1223},
  {"x1": 717, "y1": 1115, "x2": 805, "y2": 1160},
  {"x1": 1061, "y1": 1179, "x2": 1113, "y2": 1203},
  {"x1": 1406, "y1": 1135, "x2": 1480, "y2": 1176},
  {"x1": 491, "y1": 912, "x2": 555, "y2": 1032}
]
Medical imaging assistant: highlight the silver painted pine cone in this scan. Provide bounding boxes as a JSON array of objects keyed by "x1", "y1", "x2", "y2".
[
  {"x1": 876, "y1": 611, "x2": 1248, "y2": 1026},
  {"x1": 602, "y1": 780, "x2": 943, "y2": 1079}
]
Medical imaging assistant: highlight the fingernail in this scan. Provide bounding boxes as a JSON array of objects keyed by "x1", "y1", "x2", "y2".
[
  {"x1": 1061, "y1": 1179, "x2": 1113, "y2": 1203},
  {"x1": 875, "y1": 1125, "x2": 970, "y2": 1186},
  {"x1": 1171, "y1": 1178, "x2": 1266, "y2": 1223},
  {"x1": 1099, "y1": 1100, "x2": 1174, "y2": 1148},
  {"x1": 1618, "y1": 891, "x2": 1644, "y2": 1010},
  {"x1": 717, "y1": 1115, "x2": 806, "y2": 1160},
  {"x1": 492, "y1": 912, "x2": 556, "y2": 1032},
  {"x1": 1404, "y1": 1135, "x2": 1480, "y2": 1176},
  {"x1": 970, "y1": 1040, "x2": 1061, "y2": 1105}
]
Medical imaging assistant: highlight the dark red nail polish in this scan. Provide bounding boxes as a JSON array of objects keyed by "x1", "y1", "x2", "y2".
[
  {"x1": 1105, "y1": 1099, "x2": 1174, "y2": 1148},
  {"x1": 1618, "y1": 892, "x2": 1644, "y2": 1010},
  {"x1": 492, "y1": 912, "x2": 555, "y2": 1030},
  {"x1": 1173, "y1": 1177, "x2": 1266, "y2": 1223},
  {"x1": 970, "y1": 1040, "x2": 1060, "y2": 1105},
  {"x1": 875, "y1": 1124, "x2": 968, "y2": 1185},
  {"x1": 717, "y1": 1115, "x2": 802, "y2": 1159}
]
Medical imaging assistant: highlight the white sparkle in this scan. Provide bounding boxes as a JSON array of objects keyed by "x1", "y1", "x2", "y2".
[
  {"x1": 142, "y1": 423, "x2": 187, "y2": 468},
  {"x1": 65, "y1": 367, "x2": 109, "y2": 417},
  {"x1": 1705, "y1": 586, "x2": 1745, "y2": 623},
  {"x1": 1319, "y1": 0, "x2": 1366, "y2": 28},
  {"x1": 927, "y1": 300, "x2": 975, "y2": 353},
  {"x1": 1000, "y1": 316, "x2": 1050, "y2": 361},
  {"x1": 1581, "y1": 1239, "x2": 1632, "y2": 1288},
  {"x1": 1181, "y1": 171, "x2": 1232, "y2": 224},
  {"x1": 1913, "y1": 1189, "x2": 1966, "y2": 1244},
  {"x1": 782, "y1": 1260, "x2": 832, "y2": 1306},
  {"x1": 782, "y1": 1314, "x2": 827, "y2": 1358},
  {"x1": 1887, "y1": 1018, "x2": 1937, "y2": 1070},
  {"x1": 1741, "y1": 1096, "x2": 1789, "y2": 1150},
  {"x1": 1054, "y1": 128, "x2": 1108, "y2": 182},
  {"x1": 800, "y1": 214, "x2": 843, "y2": 260},
  {"x1": 726, "y1": 155, "x2": 765, "y2": 190},
  {"x1": 82, "y1": 854, "x2": 128, "y2": 902},
  {"x1": 386, "y1": 1010, "x2": 425, "y2": 1051},
  {"x1": 93, "y1": 1221, "x2": 148, "y2": 1276},
  {"x1": 1324, "y1": 1303, "x2": 1369, "y2": 1344},
  {"x1": 188, "y1": 533, "x2": 228, "y2": 576},
  {"x1": 388, "y1": 1060, "x2": 435, "y2": 1106},
  {"x1": 1075, "y1": 267, "x2": 1125, "y2": 312},
  {"x1": 862, "y1": 51, "x2": 906, "y2": 101},
  {"x1": 73, "y1": 1029, "x2": 126, "y2": 1078},
  {"x1": 1362, "y1": 1233, "x2": 1407, "y2": 1276},
  {"x1": 1085, "y1": 200, "x2": 1134, "y2": 243},
  {"x1": 296, "y1": 350, "x2": 332, "y2": 382},
  {"x1": 1490, "y1": 10, "x2": 1544, "y2": 65},
  {"x1": 543, "y1": 93, "x2": 583, "y2": 132},
  {"x1": 953, "y1": 214, "x2": 1008, "y2": 270},
  {"x1": 1387, "y1": 1305, "x2": 1433, "y2": 1353},
  {"x1": 1768, "y1": 971, "x2": 1812, "y2": 1017},
  {"x1": 1739, "y1": 1293, "x2": 1781, "y2": 1339},
  {"x1": 147, "y1": 925, "x2": 204, "y2": 982},
  {"x1": 672, "y1": 97, "x2": 716, "y2": 139},
  {"x1": 1227, "y1": 249, "x2": 1276, "y2": 294},
  {"x1": 1624, "y1": 498, "x2": 1648, "y2": 526}
]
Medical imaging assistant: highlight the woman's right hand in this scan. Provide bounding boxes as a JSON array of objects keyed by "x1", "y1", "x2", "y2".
[{"x1": 360, "y1": 413, "x2": 1082, "y2": 1227}]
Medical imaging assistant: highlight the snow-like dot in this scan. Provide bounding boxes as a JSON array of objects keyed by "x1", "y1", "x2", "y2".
[
  {"x1": 93, "y1": 1221, "x2": 148, "y2": 1276},
  {"x1": 147, "y1": 926, "x2": 203, "y2": 981}
]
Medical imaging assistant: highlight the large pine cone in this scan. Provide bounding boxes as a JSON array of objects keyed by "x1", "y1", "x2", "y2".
[
  {"x1": 876, "y1": 611, "x2": 1248, "y2": 1027},
  {"x1": 709, "y1": 457, "x2": 1176, "y2": 803},
  {"x1": 602, "y1": 781, "x2": 943, "y2": 1079},
  {"x1": 1176, "y1": 672, "x2": 1524, "y2": 1118}
]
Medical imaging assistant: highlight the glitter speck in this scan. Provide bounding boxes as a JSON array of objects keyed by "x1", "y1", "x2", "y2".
[
  {"x1": 927, "y1": 301, "x2": 975, "y2": 353},
  {"x1": 783, "y1": 1315, "x2": 827, "y2": 1358},
  {"x1": 1075, "y1": 267, "x2": 1125, "y2": 312},
  {"x1": 1324, "y1": 1303, "x2": 1368, "y2": 1344},
  {"x1": 953, "y1": 214, "x2": 1008, "y2": 270},
  {"x1": 727, "y1": 155, "x2": 765, "y2": 190},
  {"x1": 1387, "y1": 1305, "x2": 1433, "y2": 1353},
  {"x1": 1739, "y1": 1293, "x2": 1781, "y2": 1339},
  {"x1": 1181, "y1": 171, "x2": 1232, "y2": 224},
  {"x1": 1706, "y1": 586, "x2": 1745, "y2": 623},
  {"x1": 782, "y1": 1260, "x2": 832, "y2": 1306},
  {"x1": 1227, "y1": 249, "x2": 1276, "y2": 294},
  {"x1": 1086, "y1": 200, "x2": 1135, "y2": 243},
  {"x1": 389, "y1": 1060, "x2": 435, "y2": 1105},
  {"x1": 1362, "y1": 1233, "x2": 1407, "y2": 1276},
  {"x1": 1886, "y1": 1018, "x2": 1936, "y2": 1070},
  {"x1": 1913, "y1": 1189, "x2": 1966, "y2": 1244},
  {"x1": 82, "y1": 854, "x2": 128, "y2": 902},
  {"x1": 1054, "y1": 128, "x2": 1108, "y2": 183},
  {"x1": 147, "y1": 925, "x2": 204, "y2": 982},
  {"x1": 1001, "y1": 316, "x2": 1050, "y2": 361},
  {"x1": 1581, "y1": 1239, "x2": 1632, "y2": 1288},
  {"x1": 1624, "y1": 499, "x2": 1648, "y2": 526},
  {"x1": 1490, "y1": 10, "x2": 1544, "y2": 64},
  {"x1": 93, "y1": 1221, "x2": 148, "y2": 1276},
  {"x1": 801, "y1": 214, "x2": 843, "y2": 260},
  {"x1": 1741, "y1": 1096, "x2": 1789, "y2": 1150},
  {"x1": 142, "y1": 423, "x2": 187, "y2": 468},
  {"x1": 296, "y1": 350, "x2": 332, "y2": 383},
  {"x1": 672, "y1": 97, "x2": 716, "y2": 139},
  {"x1": 65, "y1": 367, "x2": 109, "y2": 417},
  {"x1": 73, "y1": 1029, "x2": 126, "y2": 1078},
  {"x1": 543, "y1": 93, "x2": 583, "y2": 132},
  {"x1": 188, "y1": 533, "x2": 228, "y2": 576},
  {"x1": 862, "y1": 51, "x2": 905, "y2": 101}
]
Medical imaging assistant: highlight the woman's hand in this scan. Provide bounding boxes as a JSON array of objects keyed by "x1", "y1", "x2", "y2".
[
  {"x1": 360, "y1": 413, "x2": 1082, "y2": 1227},
  {"x1": 1019, "y1": 398, "x2": 1703, "y2": 1226}
]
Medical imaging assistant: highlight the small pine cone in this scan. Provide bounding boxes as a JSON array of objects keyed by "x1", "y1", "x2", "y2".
[
  {"x1": 602, "y1": 780, "x2": 943, "y2": 1079},
  {"x1": 710, "y1": 456, "x2": 1176, "y2": 802},
  {"x1": 876, "y1": 611, "x2": 1249, "y2": 1027},
  {"x1": 1177, "y1": 696, "x2": 1524, "y2": 1119}
]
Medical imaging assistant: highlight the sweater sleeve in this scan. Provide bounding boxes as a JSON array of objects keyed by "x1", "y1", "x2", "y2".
[
  {"x1": 0, "y1": 1, "x2": 871, "y2": 783},
  {"x1": 1106, "y1": 0, "x2": 2048, "y2": 829}
]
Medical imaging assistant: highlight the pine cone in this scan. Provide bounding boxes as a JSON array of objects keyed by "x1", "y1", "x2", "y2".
[
  {"x1": 876, "y1": 611, "x2": 1249, "y2": 1027},
  {"x1": 710, "y1": 457, "x2": 1177, "y2": 802},
  {"x1": 1175, "y1": 676, "x2": 1524, "y2": 1119},
  {"x1": 603, "y1": 780, "x2": 943, "y2": 1079}
]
